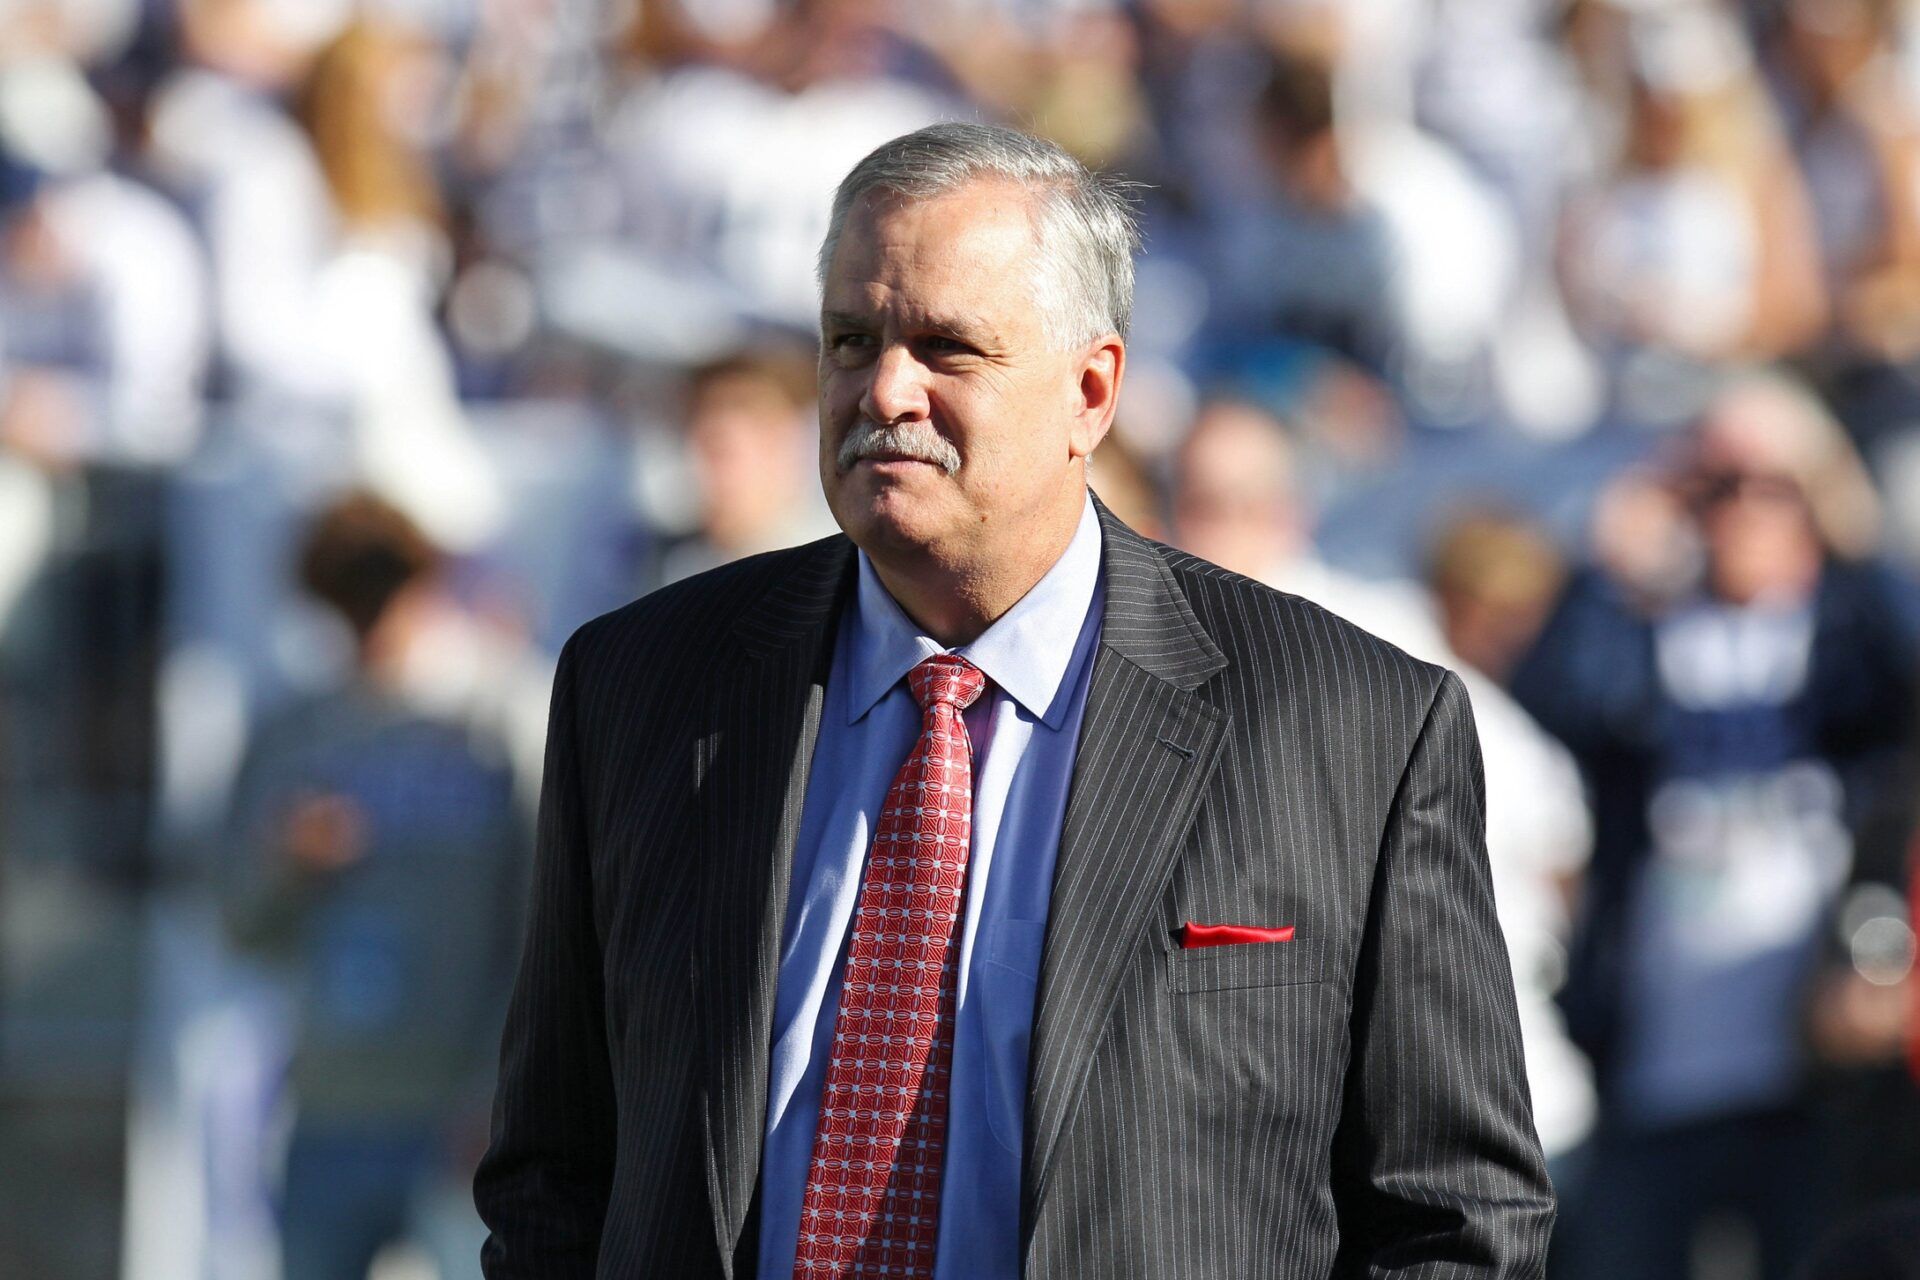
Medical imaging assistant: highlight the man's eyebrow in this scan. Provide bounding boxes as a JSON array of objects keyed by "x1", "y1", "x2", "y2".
[
  {"x1": 820, "y1": 309, "x2": 999, "y2": 347},
  {"x1": 923, "y1": 316, "x2": 999, "y2": 347}
]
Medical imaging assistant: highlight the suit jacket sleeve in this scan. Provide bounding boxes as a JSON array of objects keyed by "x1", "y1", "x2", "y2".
[
  {"x1": 1331, "y1": 669, "x2": 1556, "y2": 1278},
  {"x1": 475, "y1": 633, "x2": 616, "y2": 1277}
]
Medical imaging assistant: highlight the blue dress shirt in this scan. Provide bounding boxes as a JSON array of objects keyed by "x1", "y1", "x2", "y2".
[{"x1": 755, "y1": 494, "x2": 1105, "y2": 1280}]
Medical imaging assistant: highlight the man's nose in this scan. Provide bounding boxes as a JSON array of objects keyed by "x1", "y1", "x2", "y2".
[{"x1": 858, "y1": 345, "x2": 931, "y2": 424}]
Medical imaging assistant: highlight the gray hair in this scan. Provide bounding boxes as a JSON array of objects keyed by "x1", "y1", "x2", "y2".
[{"x1": 816, "y1": 122, "x2": 1143, "y2": 347}]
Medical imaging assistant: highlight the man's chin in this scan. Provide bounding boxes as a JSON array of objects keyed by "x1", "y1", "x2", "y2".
[{"x1": 830, "y1": 487, "x2": 953, "y2": 562}]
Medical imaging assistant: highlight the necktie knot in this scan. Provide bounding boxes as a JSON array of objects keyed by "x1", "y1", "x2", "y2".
[{"x1": 908, "y1": 654, "x2": 988, "y2": 713}]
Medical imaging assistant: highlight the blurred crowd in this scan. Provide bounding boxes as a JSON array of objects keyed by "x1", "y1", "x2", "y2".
[{"x1": 6, "y1": 0, "x2": 1920, "y2": 1277}]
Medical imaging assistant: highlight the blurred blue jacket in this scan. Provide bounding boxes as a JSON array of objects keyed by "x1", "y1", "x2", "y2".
[{"x1": 1509, "y1": 558, "x2": 1920, "y2": 1099}]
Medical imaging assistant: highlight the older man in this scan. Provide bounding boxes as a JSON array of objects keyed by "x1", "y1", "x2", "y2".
[{"x1": 474, "y1": 123, "x2": 1552, "y2": 1280}]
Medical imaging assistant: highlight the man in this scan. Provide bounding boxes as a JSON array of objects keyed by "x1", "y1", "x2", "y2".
[{"x1": 475, "y1": 122, "x2": 1552, "y2": 1279}]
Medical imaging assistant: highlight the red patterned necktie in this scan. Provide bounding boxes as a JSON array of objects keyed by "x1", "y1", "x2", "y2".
[{"x1": 792, "y1": 653, "x2": 989, "y2": 1279}]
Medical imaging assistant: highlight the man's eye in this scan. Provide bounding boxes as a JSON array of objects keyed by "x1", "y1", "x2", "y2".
[{"x1": 829, "y1": 334, "x2": 874, "y2": 353}]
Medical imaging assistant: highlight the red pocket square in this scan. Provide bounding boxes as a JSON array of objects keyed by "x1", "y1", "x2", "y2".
[{"x1": 1179, "y1": 922, "x2": 1296, "y2": 949}]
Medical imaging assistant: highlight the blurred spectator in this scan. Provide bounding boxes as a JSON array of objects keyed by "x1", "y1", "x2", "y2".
[
  {"x1": 219, "y1": 492, "x2": 527, "y2": 1280},
  {"x1": 1170, "y1": 396, "x2": 1599, "y2": 1164},
  {"x1": 0, "y1": 58, "x2": 209, "y2": 466},
  {"x1": 291, "y1": 19, "x2": 505, "y2": 551},
  {"x1": 0, "y1": 52, "x2": 194, "y2": 903},
  {"x1": 1206, "y1": 42, "x2": 1404, "y2": 379},
  {"x1": 149, "y1": 9, "x2": 504, "y2": 551},
  {"x1": 1771, "y1": 0, "x2": 1920, "y2": 370},
  {"x1": 1427, "y1": 510, "x2": 1568, "y2": 685},
  {"x1": 1417, "y1": 506, "x2": 1599, "y2": 1172},
  {"x1": 1513, "y1": 370, "x2": 1920, "y2": 1280},
  {"x1": 1557, "y1": 1, "x2": 1827, "y2": 427},
  {"x1": 146, "y1": 0, "x2": 339, "y2": 400},
  {"x1": 1767, "y1": 0, "x2": 1920, "y2": 512},
  {"x1": 1172, "y1": 396, "x2": 1441, "y2": 645},
  {"x1": 1171, "y1": 398, "x2": 1307, "y2": 583},
  {"x1": 654, "y1": 346, "x2": 835, "y2": 584},
  {"x1": 1414, "y1": 0, "x2": 1578, "y2": 264},
  {"x1": 1199, "y1": 23, "x2": 1525, "y2": 429}
]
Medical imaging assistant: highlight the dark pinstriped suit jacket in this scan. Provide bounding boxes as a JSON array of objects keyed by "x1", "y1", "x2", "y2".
[{"x1": 475, "y1": 498, "x2": 1554, "y2": 1279}]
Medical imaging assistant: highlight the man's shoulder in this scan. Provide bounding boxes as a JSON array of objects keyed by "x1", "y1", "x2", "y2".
[
  {"x1": 561, "y1": 534, "x2": 851, "y2": 681},
  {"x1": 1147, "y1": 539, "x2": 1452, "y2": 704}
]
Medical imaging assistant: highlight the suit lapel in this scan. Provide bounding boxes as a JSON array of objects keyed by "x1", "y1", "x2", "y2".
[
  {"x1": 696, "y1": 536, "x2": 854, "y2": 1275},
  {"x1": 1023, "y1": 501, "x2": 1230, "y2": 1237}
]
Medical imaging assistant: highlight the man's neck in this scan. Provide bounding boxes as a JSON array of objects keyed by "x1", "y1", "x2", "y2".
[{"x1": 865, "y1": 492, "x2": 1089, "y2": 648}]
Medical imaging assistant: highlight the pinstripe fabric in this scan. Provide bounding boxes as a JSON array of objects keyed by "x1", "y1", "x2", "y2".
[{"x1": 475, "y1": 496, "x2": 1554, "y2": 1279}]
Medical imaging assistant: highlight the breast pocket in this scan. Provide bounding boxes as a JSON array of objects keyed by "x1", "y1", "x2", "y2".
[
  {"x1": 979, "y1": 916, "x2": 1046, "y2": 1154},
  {"x1": 1166, "y1": 936, "x2": 1325, "y2": 994}
]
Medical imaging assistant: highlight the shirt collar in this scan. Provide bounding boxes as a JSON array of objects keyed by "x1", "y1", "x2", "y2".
[{"x1": 847, "y1": 491, "x2": 1102, "y2": 730}]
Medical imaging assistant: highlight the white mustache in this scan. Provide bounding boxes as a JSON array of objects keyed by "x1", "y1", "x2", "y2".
[{"x1": 836, "y1": 421, "x2": 961, "y2": 475}]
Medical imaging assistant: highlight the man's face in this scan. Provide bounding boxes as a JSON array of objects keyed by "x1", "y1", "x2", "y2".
[{"x1": 818, "y1": 180, "x2": 1107, "y2": 567}]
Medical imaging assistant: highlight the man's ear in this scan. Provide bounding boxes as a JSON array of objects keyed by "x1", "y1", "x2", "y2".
[{"x1": 1068, "y1": 336, "x2": 1126, "y2": 460}]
